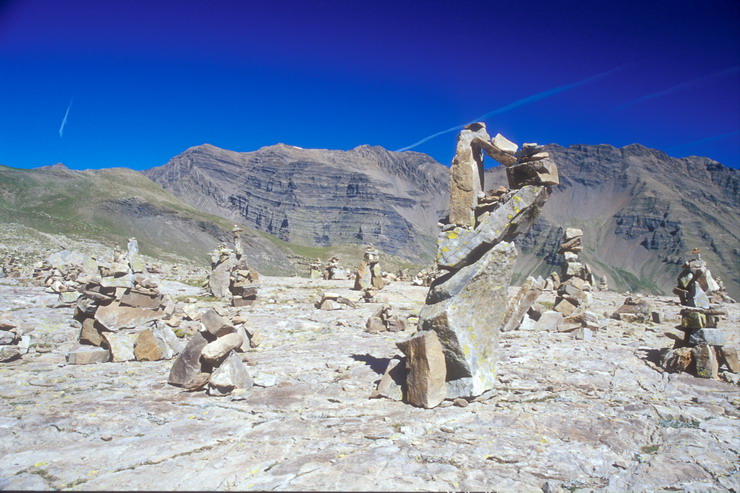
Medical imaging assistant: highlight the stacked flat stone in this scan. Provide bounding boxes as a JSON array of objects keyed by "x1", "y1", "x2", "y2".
[
  {"x1": 68, "y1": 270, "x2": 183, "y2": 364},
  {"x1": 353, "y1": 244, "x2": 385, "y2": 291},
  {"x1": 168, "y1": 308, "x2": 258, "y2": 396},
  {"x1": 389, "y1": 122, "x2": 557, "y2": 408},
  {"x1": 661, "y1": 251, "x2": 738, "y2": 378},
  {"x1": 208, "y1": 227, "x2": 260, "y2": 306},
  {"x1": 553, "y1": 228, "x2": 594, "y2": 317}
]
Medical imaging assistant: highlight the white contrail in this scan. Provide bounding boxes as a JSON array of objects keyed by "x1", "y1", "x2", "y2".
[
  {"x1": 59, "y1": 99, "x2": 74, "y2": 138},
  {"x1": 617, "y1": 66, "x2": 740, "y2": 109},
  {"x1": 666, "y1": 130, "x2": 740, "y2": 152},
  {"x1": 396, "y1": 66, "x2": 625, "y2": 152}
]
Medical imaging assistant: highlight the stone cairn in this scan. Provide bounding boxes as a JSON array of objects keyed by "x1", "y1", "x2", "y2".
[
  {"x1": 309, "y1": 258, "x2": 323, "y2": 279},
  {"x1": 1, "y1": 256, "x2": 22, "y2": 278},
  {"x1": 365, "y1": 304, "x2": 407, "y2": 334},
  {"x1": 353, "y1": 244, "x2": 384, "y2": 291},
  {"x1": 323, "y1": 256, "x2": 349, "y2": 280},
  {"x1": 552, "y1": 228, "x2": 594, "y2": 318},
  {"x1": 380, "y1": 122, "x2": 557, "y2": 408},
  {"x1": 208, "y1": 226, "x2": 260, "y2": 307},
  {"x1": 67, "y1": 238, "x2": 184, "y2": 365},
  {"x1": 168, "y1": 307, "x2": 262, "y2": 396},
  {"x1": 660, "y1": 250, "x2": 738, "y2": 379}
]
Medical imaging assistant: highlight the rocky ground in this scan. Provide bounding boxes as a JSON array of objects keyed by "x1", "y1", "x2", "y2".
[{"x1": 0, "y1": 274, "x2": 738, "y2": 491}]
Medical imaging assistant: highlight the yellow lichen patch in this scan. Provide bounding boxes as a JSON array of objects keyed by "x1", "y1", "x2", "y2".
[
  {"x1": 514, "y1": 196, "x2": 521, "y2": 202},
  {"x1": 447, "y1": 231, "x2": 459, "y2": 239},
  {"x1": 507, "y1": 214, "x2": 513, "y2": 220},
  {"x1": 441, "y1": 246, "x2": 450, "y2": 253}
]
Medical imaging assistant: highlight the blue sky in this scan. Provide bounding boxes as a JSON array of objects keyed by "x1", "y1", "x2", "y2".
[{"x1": 1, "y1": 0, "x2": 738, "y2": 170}]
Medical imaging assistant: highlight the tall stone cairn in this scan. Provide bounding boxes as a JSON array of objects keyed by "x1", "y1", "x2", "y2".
[
  {"x1": 207, "y1": 226, "x2": 259, "y2": 307},
  {"x1": 552, "y1": 228, "x2": 594, "y2": 317},
  {"x1": 400, "y1": 122, "x2": 558, "y2": 405},
  {"x1": 660, "y1": 249, "x2": 738, "y2": 379}
]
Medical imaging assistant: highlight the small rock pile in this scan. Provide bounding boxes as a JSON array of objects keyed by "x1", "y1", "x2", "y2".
[
  {"x1": 353, "y1": 244, "x2": 385, "y2": 291},
  {"x1": 553, "y1": 228, "x2": 594, "y2": 317},
  {"x1": 315, "y1": 292, "x2": 357, "y2": 310},
  {"x1": 611, "y1": 296, "x2": 652, "y2": 323},
  {"x1": 411, "y1": 268, "x2": 437, "y2": 287},
  {"x1": 168, "y1": 308, "x2": 261, "y2": 396},
  {"x1": 308, "y1": 258, "x2": 323, "y2": 279},
  {"x1": 660, "y1": 251, "x2": 738, "y2": 380},
  {"x1": 0, "y1": 319, "x2": 30, "y2": 362},
  {"x1": 1, "y1": 256, "x2": 22, "y2": 278},
  {"x1": 68, "y1": 272, "x2": 182, "y2": 364},
  {"x1": 323, "y1": 256, "x2": 349, "y2": 280},
  {"x1": 365, "y1": 304, "x2": 407, "y2": 334},
  {"x1": 208, "y1": 226, "x2": 260, "y2": 307}
]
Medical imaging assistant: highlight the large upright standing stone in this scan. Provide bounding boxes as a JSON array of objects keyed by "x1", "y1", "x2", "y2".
[
  {"x1": 396, "y1": 331, "x2": 447, "y2": 408},
  {"x1": 407, "y1": 123, "x2": 555, "y2": 401},
  {"x1": 127, "y1": 238, "x2": 144, "y2": 274}
]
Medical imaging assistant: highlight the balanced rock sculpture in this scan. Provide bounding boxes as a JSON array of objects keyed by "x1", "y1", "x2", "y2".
[{"x1": 395, "y1": 122, "x2": 557, "y2": 406}]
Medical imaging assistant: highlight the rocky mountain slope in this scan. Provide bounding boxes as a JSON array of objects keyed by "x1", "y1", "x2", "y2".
[
  {"x1": 0, "y1": 164, "x2": 296, "y2": 275},
  {"x1": 144, "y1": 143, "x2": 449, "y2": 263},
  {"x1": 489, "y1": 144, "x2": 739, "y2": 297},
  {"x1": 145, "y1": 141, "x2": 738, "y2": 298}
]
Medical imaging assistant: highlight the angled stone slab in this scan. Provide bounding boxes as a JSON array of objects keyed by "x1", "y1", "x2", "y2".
[
  {"x1": 420, "y1": 241, "x2": 516, "y2": 398},
  {"x1": 168, "y1": 331, "x2": 209, "y2": 387},
  {"x1": 437, "y1": 185, "x2": 549, "y2": 269},
  {"x1": 94, "y1": 302, "x2": 164, "y2": 331}
]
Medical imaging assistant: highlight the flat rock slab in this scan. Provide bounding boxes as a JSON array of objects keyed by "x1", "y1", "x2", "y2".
[{"x1": 94, "y1": 303, "x2": 164, "y2": 331}]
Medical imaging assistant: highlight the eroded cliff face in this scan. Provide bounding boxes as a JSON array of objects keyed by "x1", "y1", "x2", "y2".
[
  {"x1": 145, "y1": 144, "x2": 449, "y2": 262},
  {"x1": 488, "y1": 144, "x2": 739, "y2": 297}
]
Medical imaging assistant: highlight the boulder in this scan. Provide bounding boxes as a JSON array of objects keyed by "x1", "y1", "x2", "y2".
[
  {"x1": 448, "y1": 123, "x2": 490, "y2": 227},
  {"x1": 119, "y1": 290, "x2": 163, "y2": 310},
  {"x1": 102, "y1": 331, "x2": 138, "y2": 362},
  {"x1": 201, "y1": 333, "x2": 244, "y2": 364},
  {"x1": 717, "y1": 347, "x2": 739, "y2": 373},
  {"x1": 505, "y1": 159, "x2": 559, "y2": 188},
  {"x1": 396, "y1": 331, "x2": 447, "y2": 408},
  {"x1": 0, "y1": 345, "x2": 21, "y2": 362},
  {"x1": 208, "y1": 260, "x2": 232, "y2": 299},
  {"x1": 660, "y1": 347, "x2": 693, "y2": 373},
  {"x1": 208, "y1": 351, "x2": 253, "y2": 395}
]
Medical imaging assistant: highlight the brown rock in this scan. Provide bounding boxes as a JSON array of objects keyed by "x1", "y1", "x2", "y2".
[
  {"x1": 200, "y1": 309, "x2": 235, "y2": 337},
  {"x1": 448, "y1": 123, "x2": 489, "y2": 227},
  {"x1": 660, "y1": 347, "x2": 693, "y2": 373},
  {"x1": 168, "y1": 331, "x2": 209, "y2": 387},
  {"x1": 208, "y1": 351, "x2": 253, "y2": 395},
  {"x1": 396, "y1": 331, "x2": 447, "y2": 409},
  {"x1": 693, "y1": 345, "x2": 719, "y2": 379},
  {"x1": 553, "y1": 298, "x2": 578, "y2": 316},
  {"x1": 94, "y1": 302, "x2": 164, "y2": 331},
  {"x1": 365, "y1": 317, "x2": 386, "y2": 333},
  {"x1": 201, "y1": 332, "x2": 244, "y2": 364},
  {"x1": 134, "y1": 329, "x2": 166, "y2": 361},
  {"x1": 184, "y1": 372, "x2": 210, "y2": 391},
  {"x1": 717, "y1": 347, "x2": 739, "y2": 373},
  {"x1": 79, "y1": 318, "x2": 106, "y2": 347},
  {"x1": 119, "y1": 290, "x2": 163, "y2": 309}
]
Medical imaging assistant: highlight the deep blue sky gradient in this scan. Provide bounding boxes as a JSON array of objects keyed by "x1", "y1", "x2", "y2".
[{"x1": 1, "y1": 0, "x2": 739, "y2": 170}]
